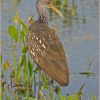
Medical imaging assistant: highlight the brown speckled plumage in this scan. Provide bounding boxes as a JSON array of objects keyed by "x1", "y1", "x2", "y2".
[{"x1": 28, "y1": 0, "x2": 69, "y2": 86}]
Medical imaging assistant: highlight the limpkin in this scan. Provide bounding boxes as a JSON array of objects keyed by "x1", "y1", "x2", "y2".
[{"x1": 28, "y1": 0, "x2": 69, "y2": 86}]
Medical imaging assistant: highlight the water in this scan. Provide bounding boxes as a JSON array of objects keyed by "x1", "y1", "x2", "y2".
[{"x1": 1, "y1": 0, "x2": 99, "y2": 99}]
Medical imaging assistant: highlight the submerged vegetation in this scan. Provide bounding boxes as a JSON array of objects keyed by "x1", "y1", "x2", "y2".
[{"x1": 1, "y1": 0, "x2": 98, "y2": 100}]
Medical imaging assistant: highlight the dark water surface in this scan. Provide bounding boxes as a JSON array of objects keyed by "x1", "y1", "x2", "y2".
[{"x1": 1, "y1": 0, "x2": 99, "y2": 99}]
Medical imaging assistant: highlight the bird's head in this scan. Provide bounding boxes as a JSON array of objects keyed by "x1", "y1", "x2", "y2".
[{"x1": 36, "y1": 0, "x2": 64, "y2": 19}]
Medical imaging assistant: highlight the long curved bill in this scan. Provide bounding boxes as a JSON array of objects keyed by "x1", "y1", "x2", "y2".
[{"x1": 47, "y1": 2, "x2": 64, "y2": 19}]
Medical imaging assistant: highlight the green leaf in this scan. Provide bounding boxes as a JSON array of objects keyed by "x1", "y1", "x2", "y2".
[
  {"x1": 20, "y1": 30, "x2": 25, "y2": 41},
  {"x1": 33, "y1": 67, "x2": 39, "y2": 73},
  {"x1": 68, "y1": 95, "x2": 75, "y2": 100},
  {"x1": 25, "y1": 97, "x2": 37, "y2": 100},
  {"x1": 0, "y1": 53, "x2": 2, "y2": 65},
  {"x1": 42, "y1": 73, "x2": 49, "y2": 89},
  {"x1": 55, "y1": 86, "x2": 61, "y2": 94},
  {"x1": 28, "y1": 59, "x2": 33, "y2": 77},
  {"x1": 22, "y1": 45, "x2": 28, "y2": 53},
  {"x1": 68, "y1": 95, "x2": 81, "y2": 100},
  {"x1": 90, "y1": 95, "x2": 97, "y2": 100},
  {"x1": 60, "y1": 95, "x2": 66, "y2": 100},
  {"x1": 13, "y1": 12, "x2": 28, "y2": 33},
  {"x1": 18, "y1": 18, "x2": 29, "y2": 33},
  {"x1": 20, "y1": 54, "x2": 26, "y2": 66},
  {"x1": 8, "y1": 25, "x2": 18, "y2": 42},
  {"x1": 23, "y1": 62, "x2": 28, "y2": 83},
  {"x1": 13, "y1": 12, "x2": 19, "y2": 24},
  {"x1": 16, "y1": 64, "x2": 21, "y2": 82}
]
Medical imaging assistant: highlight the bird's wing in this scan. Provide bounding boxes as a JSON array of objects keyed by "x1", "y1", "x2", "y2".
[{"x1": 28, "y1": 22, "x2": 69, "y2": 86}]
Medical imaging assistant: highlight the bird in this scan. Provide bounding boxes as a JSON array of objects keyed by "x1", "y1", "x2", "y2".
[{"x1": 28, "y1": 0, "x2": 69, "y2": 86}]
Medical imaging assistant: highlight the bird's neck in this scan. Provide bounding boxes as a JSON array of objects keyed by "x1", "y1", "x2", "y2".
[
  {"x1": 38, "y1": 13, "x2": 48, "y2": 24},
  {"x1": 36, "y1": 3, "x2": 49, "y2": 24}
]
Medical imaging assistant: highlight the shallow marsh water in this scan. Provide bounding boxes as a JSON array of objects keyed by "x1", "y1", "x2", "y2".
[{"x1": 1, "y1": 0, "x2": 99, "y2": 99}]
